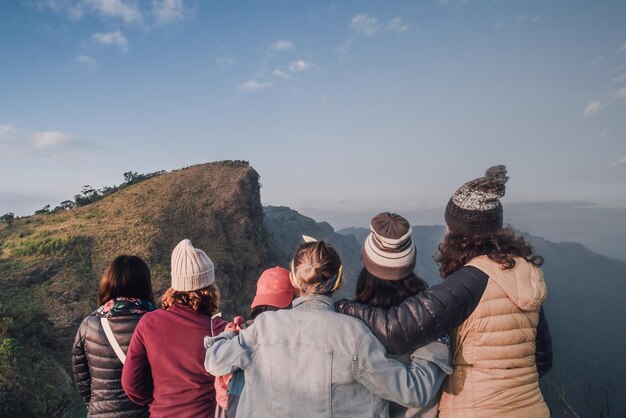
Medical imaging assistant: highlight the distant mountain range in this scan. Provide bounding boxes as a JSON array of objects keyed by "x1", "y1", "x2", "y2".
[
  {"x1": 268, "y1": 208, "x2": 626, "y2": 417},
  {"x1": 1, "y1": 161, "x2": 624, "y2": 417}
]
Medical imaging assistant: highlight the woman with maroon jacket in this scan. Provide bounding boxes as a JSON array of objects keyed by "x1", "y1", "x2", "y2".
[{"x1": 122, "y1": 239, "x2": 227, "y2": 418}]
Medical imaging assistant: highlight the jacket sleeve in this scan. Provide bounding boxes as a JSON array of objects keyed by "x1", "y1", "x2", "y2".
[
  {"x1": 335, "y1": 265, "x2": 489, "y2": 354},
  {"x1": 535, "y1": 306, "x2": 553, "y2": 378},
  {"x1": 355, "y1": 332, "x2": 452, "y2": 408},
  {"x1": 121, "y1": 321, "x2": 154, "y2": 406},
  {"x1": 71, "y1": 317, "x2": 91, "y2": 405},
  {"x1": 204, "y1": 329, "x2": 256, "y2": 377}
]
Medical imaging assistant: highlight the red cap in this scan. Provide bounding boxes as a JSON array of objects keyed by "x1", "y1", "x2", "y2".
[{"x1": 251, "y1": 267, "x2": 299, "y2": 309}]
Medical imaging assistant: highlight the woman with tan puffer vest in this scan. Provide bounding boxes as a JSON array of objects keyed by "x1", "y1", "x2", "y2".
[
  {"x1": 435, "y1": 165, "x2": 552, "y2": 418},
  {"x1": 338, "y1": 165, "x2": 552, "y2": 417}
]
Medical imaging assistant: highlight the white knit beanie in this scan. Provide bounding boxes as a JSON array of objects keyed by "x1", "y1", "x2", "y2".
[{"x1": 170, "y1": 239, "x2": 215, "y2": 291}]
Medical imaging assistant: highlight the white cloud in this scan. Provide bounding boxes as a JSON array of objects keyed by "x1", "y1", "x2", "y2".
[
  {"x1": 616, "y1": 87, "x2": 626, "y2": 99},
  {"x1": 387, "y1": 17, "x2": 409, "y2": 33},
  {"x1": 237, "y1": 80, "x2": 272, "y2": 92},
  {"x1": 611, "y1": 73, "x2": 626, "y2": 84},
  {"x1": 152, "y1": 0, "x2": 185, "y2": 25},
  {"x1": 91, "y1": 30, "x2": 128, "y2": 51},
  {"x1": 531, "y1": 16, "x2": 542, "y2": 23},
  {"x1": 0, "y1": 123, "x2": 94, "y2": 159},
  {"x1": 272, "y1": 69, "x2": 292, "y2": 80},
  {"x1": 583, "y1": 101, "x2": 603, "y2": 116},
  {"x1": 591, "y1": 56, "x2": 604, "y2": 66},
  {"x1": 82, "y1": 0, "x2": 141, "y2": 23},
  {"x1": 607, "y1": 156, "x2": 626, "y2": 169},
  {"x1": 75, "y1": 54, "x2": 96, "y2": 69},
  {"x1": 37, "y1": 0, "x2": 191, "y2": 27},
  {"x1": 620, "y1": 41, "x2": 626, "y2": 52},
  {"x1": 271, "y1": 40, "x2": 294, "y2": 52},
  {"x1": 598, "y1": 128, "x2": 610, "y2": 139},
  {"x1": 350, "y1": 14, "x2": 378, "y2": 36},
  {"x1": 438, "y1": 0, "x2": 470, "y2": 6},
  {"x1": 30, "y1": 131, "x2": 73, "y2": 149},
  {"x1": 216, "y1": 55, "x2": 234, "y2": 67},
  {"x1": 0, "y1": 124, "x2": 18, "y2": 140},
  {"x1": 288, "y1": 60, "x2": 315, "y2": 73}
]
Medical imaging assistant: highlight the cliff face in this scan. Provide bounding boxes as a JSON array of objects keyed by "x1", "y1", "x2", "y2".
[
  {"x1": 263, "y1": 205, "x2": 361, "y2": 300},
  {"x1": 0, "y1": 161, "x2": 272, "y2": 416}
]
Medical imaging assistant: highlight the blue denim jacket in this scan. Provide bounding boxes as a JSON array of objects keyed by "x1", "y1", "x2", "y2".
[{"x1": 204, "y1": 295, "x2": 451, "y2": 418}]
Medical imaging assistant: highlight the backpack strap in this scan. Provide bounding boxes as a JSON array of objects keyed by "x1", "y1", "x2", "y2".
[{"x1": 100, "y1": 317, "x2": 126, "y2": 364}]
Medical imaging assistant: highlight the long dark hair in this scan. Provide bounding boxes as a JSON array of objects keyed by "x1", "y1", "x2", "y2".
[
  {"x1": 355, "y1": 268, "x2": 428, "y2": 309},
  {"x1": 98, "y1": 255, "x2": 155, "y2": 305},
  {"x1": 436, "y1": 227, "x2": 544, "y2": 278}
]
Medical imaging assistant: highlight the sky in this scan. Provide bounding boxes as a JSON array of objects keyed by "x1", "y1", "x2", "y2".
[{"x1": 1, "y1": 0, "x2": 626, "y2": 261}]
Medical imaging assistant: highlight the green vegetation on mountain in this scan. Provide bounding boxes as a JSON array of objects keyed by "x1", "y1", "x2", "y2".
[
  {"x1": 0, "y1": 161, "x2": 273, "y2": 416},
  {"x1": 1, "y1": 164, "x2": 625, "y2": 417}
]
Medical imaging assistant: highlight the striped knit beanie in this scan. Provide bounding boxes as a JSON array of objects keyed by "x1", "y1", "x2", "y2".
[
  {"x1": 445, "y1": 165, "x2": 509, "y2": 236},
  {"x1": 361, "y1": 212, "x2": 416, "y2": 281},
  {"x1": 170, "y1": 239, "x2": 215, "y2": 291}
]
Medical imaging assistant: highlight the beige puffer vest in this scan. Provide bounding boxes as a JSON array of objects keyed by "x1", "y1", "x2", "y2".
[{"x1": 438, "y1": 256, "x2": 549, "y2": 418}]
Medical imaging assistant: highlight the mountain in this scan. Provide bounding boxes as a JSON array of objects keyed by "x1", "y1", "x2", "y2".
[
  {"x1": 337, "y1": 224, "x2": 626, "y2": 417},
  {"x1": 263, "y1": 206, "x2": 361, "y2": 300},
  {"x1": 0, "y1": 161, "x2": 275, "y2": 416},
  {"x1": 2, "y1": 163, "x2": 624, "y2": 417}
]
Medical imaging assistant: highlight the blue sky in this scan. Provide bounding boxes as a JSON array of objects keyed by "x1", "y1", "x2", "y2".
[{"x1": 1, "y1": 0, "x2": 626, "y2": 260}]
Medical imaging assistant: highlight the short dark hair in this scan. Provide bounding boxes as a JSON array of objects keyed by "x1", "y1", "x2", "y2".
[
  {"x1": 355, "y1": 268, "x2": 428, "y2": 309},
  {"x1": 98, "y1": 255, "x2": 154, "y2": 306},
  {"x1": 249, "y1": 305, "x2": 282, "y2": 320}
]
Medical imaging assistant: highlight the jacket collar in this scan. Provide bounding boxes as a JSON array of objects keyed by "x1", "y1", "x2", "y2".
[{"x1": 292, "y1": 294, "x2": 335, "y2": 311}]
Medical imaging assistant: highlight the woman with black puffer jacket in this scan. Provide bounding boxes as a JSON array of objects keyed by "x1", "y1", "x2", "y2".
[
  {"x1": 337, "y1": 166, "x2": 553, "y2": 417},
  {"x1": 72, "y1": 255, "x2": 156, "y2": 418}
]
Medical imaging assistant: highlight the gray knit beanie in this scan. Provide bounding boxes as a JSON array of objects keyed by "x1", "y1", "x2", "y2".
[
  {"x1": 361, "y1": 212, "x2": 416, "y2": 281},
  {"x1": 170, "y1": 239, "x2": 215, "y2": 291},
  {"x1": 444, "y1": 165, "x2": 509, "y2": 236}
]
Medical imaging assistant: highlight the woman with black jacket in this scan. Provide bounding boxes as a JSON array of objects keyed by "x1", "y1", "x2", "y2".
[{"x1": 72, "y1": 255, "x2": 156, "y2": 418}]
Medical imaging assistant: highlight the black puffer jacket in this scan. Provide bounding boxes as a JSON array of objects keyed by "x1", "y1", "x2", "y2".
[
  {"x1": 72, "y1": 310, "x2": 150, "y2": 417},
  {"x1": 535, "y1": 306, "x2": 553, "y2": 377},
  {"x1": 335, "y1": 265, "x2": 489, "y2": 355}
]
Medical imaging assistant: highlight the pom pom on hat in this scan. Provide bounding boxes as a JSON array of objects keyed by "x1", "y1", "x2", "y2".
[
  {"x1": 445, "y1": 165, "x2": 509, "y2": 236},
  {"x1": 361, "y1": 212, "x2": 416, "y2": 281}
]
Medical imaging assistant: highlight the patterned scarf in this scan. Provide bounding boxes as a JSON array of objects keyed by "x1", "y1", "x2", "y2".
[{"x1": 95, "y1": 297, "x2": 157, "y2": 318}]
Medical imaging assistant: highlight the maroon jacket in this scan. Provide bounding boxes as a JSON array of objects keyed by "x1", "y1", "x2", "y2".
[{"x1": 121, "y1": 304, "x2": 226, "y2": 418}]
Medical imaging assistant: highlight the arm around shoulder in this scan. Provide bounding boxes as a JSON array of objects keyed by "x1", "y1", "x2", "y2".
[
  {"x1": 355, "y1": 332, "x2": 452, "y2": 408},
  {"x1": 204, "y1": 328, "x2": 256, "y2": 377},
  {"x1": 336, "y1": 265, "x2": 489, "y2": 354}
]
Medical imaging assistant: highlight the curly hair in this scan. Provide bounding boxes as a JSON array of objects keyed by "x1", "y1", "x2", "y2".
[
  {"x1": 355, "y1": 268, "x2": 428, "y2": 309},
  {"x1": 161, "y1": 284, "x2": 221, "y2": 316},
  {"x1": 436, "y1": 227, "x2": 544, "y2": 278}
]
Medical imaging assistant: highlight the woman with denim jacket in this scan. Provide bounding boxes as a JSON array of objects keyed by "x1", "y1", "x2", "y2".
[{"x1": 204, "y1": 240, "x2": 452, "y2": 418}]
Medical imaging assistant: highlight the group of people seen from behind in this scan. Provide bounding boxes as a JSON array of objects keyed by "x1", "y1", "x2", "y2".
[{"x1": 72, "y1": 165, "x2": 553, "y2": 418}]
